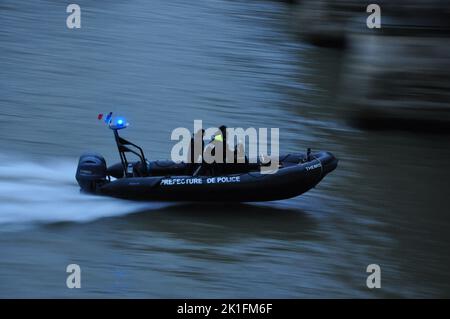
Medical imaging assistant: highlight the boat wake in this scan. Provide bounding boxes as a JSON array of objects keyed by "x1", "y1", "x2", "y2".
[{"x1": 0, "y1": 155, "x2": 162, "y2": 226}]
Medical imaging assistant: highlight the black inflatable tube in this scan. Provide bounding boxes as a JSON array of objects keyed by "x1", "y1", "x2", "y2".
[{"x1": 97, "y1": 151, "x2": 338, "y2": 202}]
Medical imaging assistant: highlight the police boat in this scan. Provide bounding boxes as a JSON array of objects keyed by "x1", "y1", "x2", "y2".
[{"x1": 76, "y1": 116, "x2": 338, "y2": 202}]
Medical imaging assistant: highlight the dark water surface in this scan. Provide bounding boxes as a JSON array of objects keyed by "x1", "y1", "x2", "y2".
[{"x1": 1, "y1": 1, "x2": 449, "y2": 297}]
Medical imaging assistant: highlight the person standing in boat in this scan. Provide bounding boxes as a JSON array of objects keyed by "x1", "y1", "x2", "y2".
[
  {"x1": 210, "y1": 125, "x2": 234, "y2": 175},
  {"x1": 188, "y1": 129, "x2": 205, "y2": 173},
  {"x1": 195, "y1": 125, "x2": 235, "y2": 176}
]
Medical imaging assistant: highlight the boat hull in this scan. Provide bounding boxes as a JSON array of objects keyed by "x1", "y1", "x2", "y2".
[{"x1": 96, "y1": 151, "x2": 338, "y2": 202}]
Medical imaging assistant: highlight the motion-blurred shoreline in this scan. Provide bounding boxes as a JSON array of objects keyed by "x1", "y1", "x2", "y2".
[{"x1": 291, "y1": 0, "x2": 450, "y2": 132}]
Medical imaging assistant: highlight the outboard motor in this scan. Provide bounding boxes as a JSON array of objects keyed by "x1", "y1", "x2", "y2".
[{"x1": 75, "y1": 153, "x2": 107, "y2": 193}]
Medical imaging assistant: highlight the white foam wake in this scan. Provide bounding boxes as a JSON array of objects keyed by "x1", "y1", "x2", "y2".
[{"x1": 0, "y1": 155, "x2": 163, "y2": 225}]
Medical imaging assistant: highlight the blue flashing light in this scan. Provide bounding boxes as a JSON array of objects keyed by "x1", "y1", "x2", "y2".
[{"x1": 109, "y1": 116, "x2": 129, "y2": 130}]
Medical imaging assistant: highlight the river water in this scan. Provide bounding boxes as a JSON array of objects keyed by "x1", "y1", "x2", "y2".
[{"x1": 1, "y1": 0, "x2": 449, "y2": 298}]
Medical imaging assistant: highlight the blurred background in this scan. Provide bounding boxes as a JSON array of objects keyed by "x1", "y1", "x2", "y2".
[{"x1": 0, "y1": 0, "x2": 449, "y2": 297}]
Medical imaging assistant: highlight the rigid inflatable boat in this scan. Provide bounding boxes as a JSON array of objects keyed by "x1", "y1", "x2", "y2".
[{"x1": 76, "y1": 118, "x2": 338, "y2": 202}]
